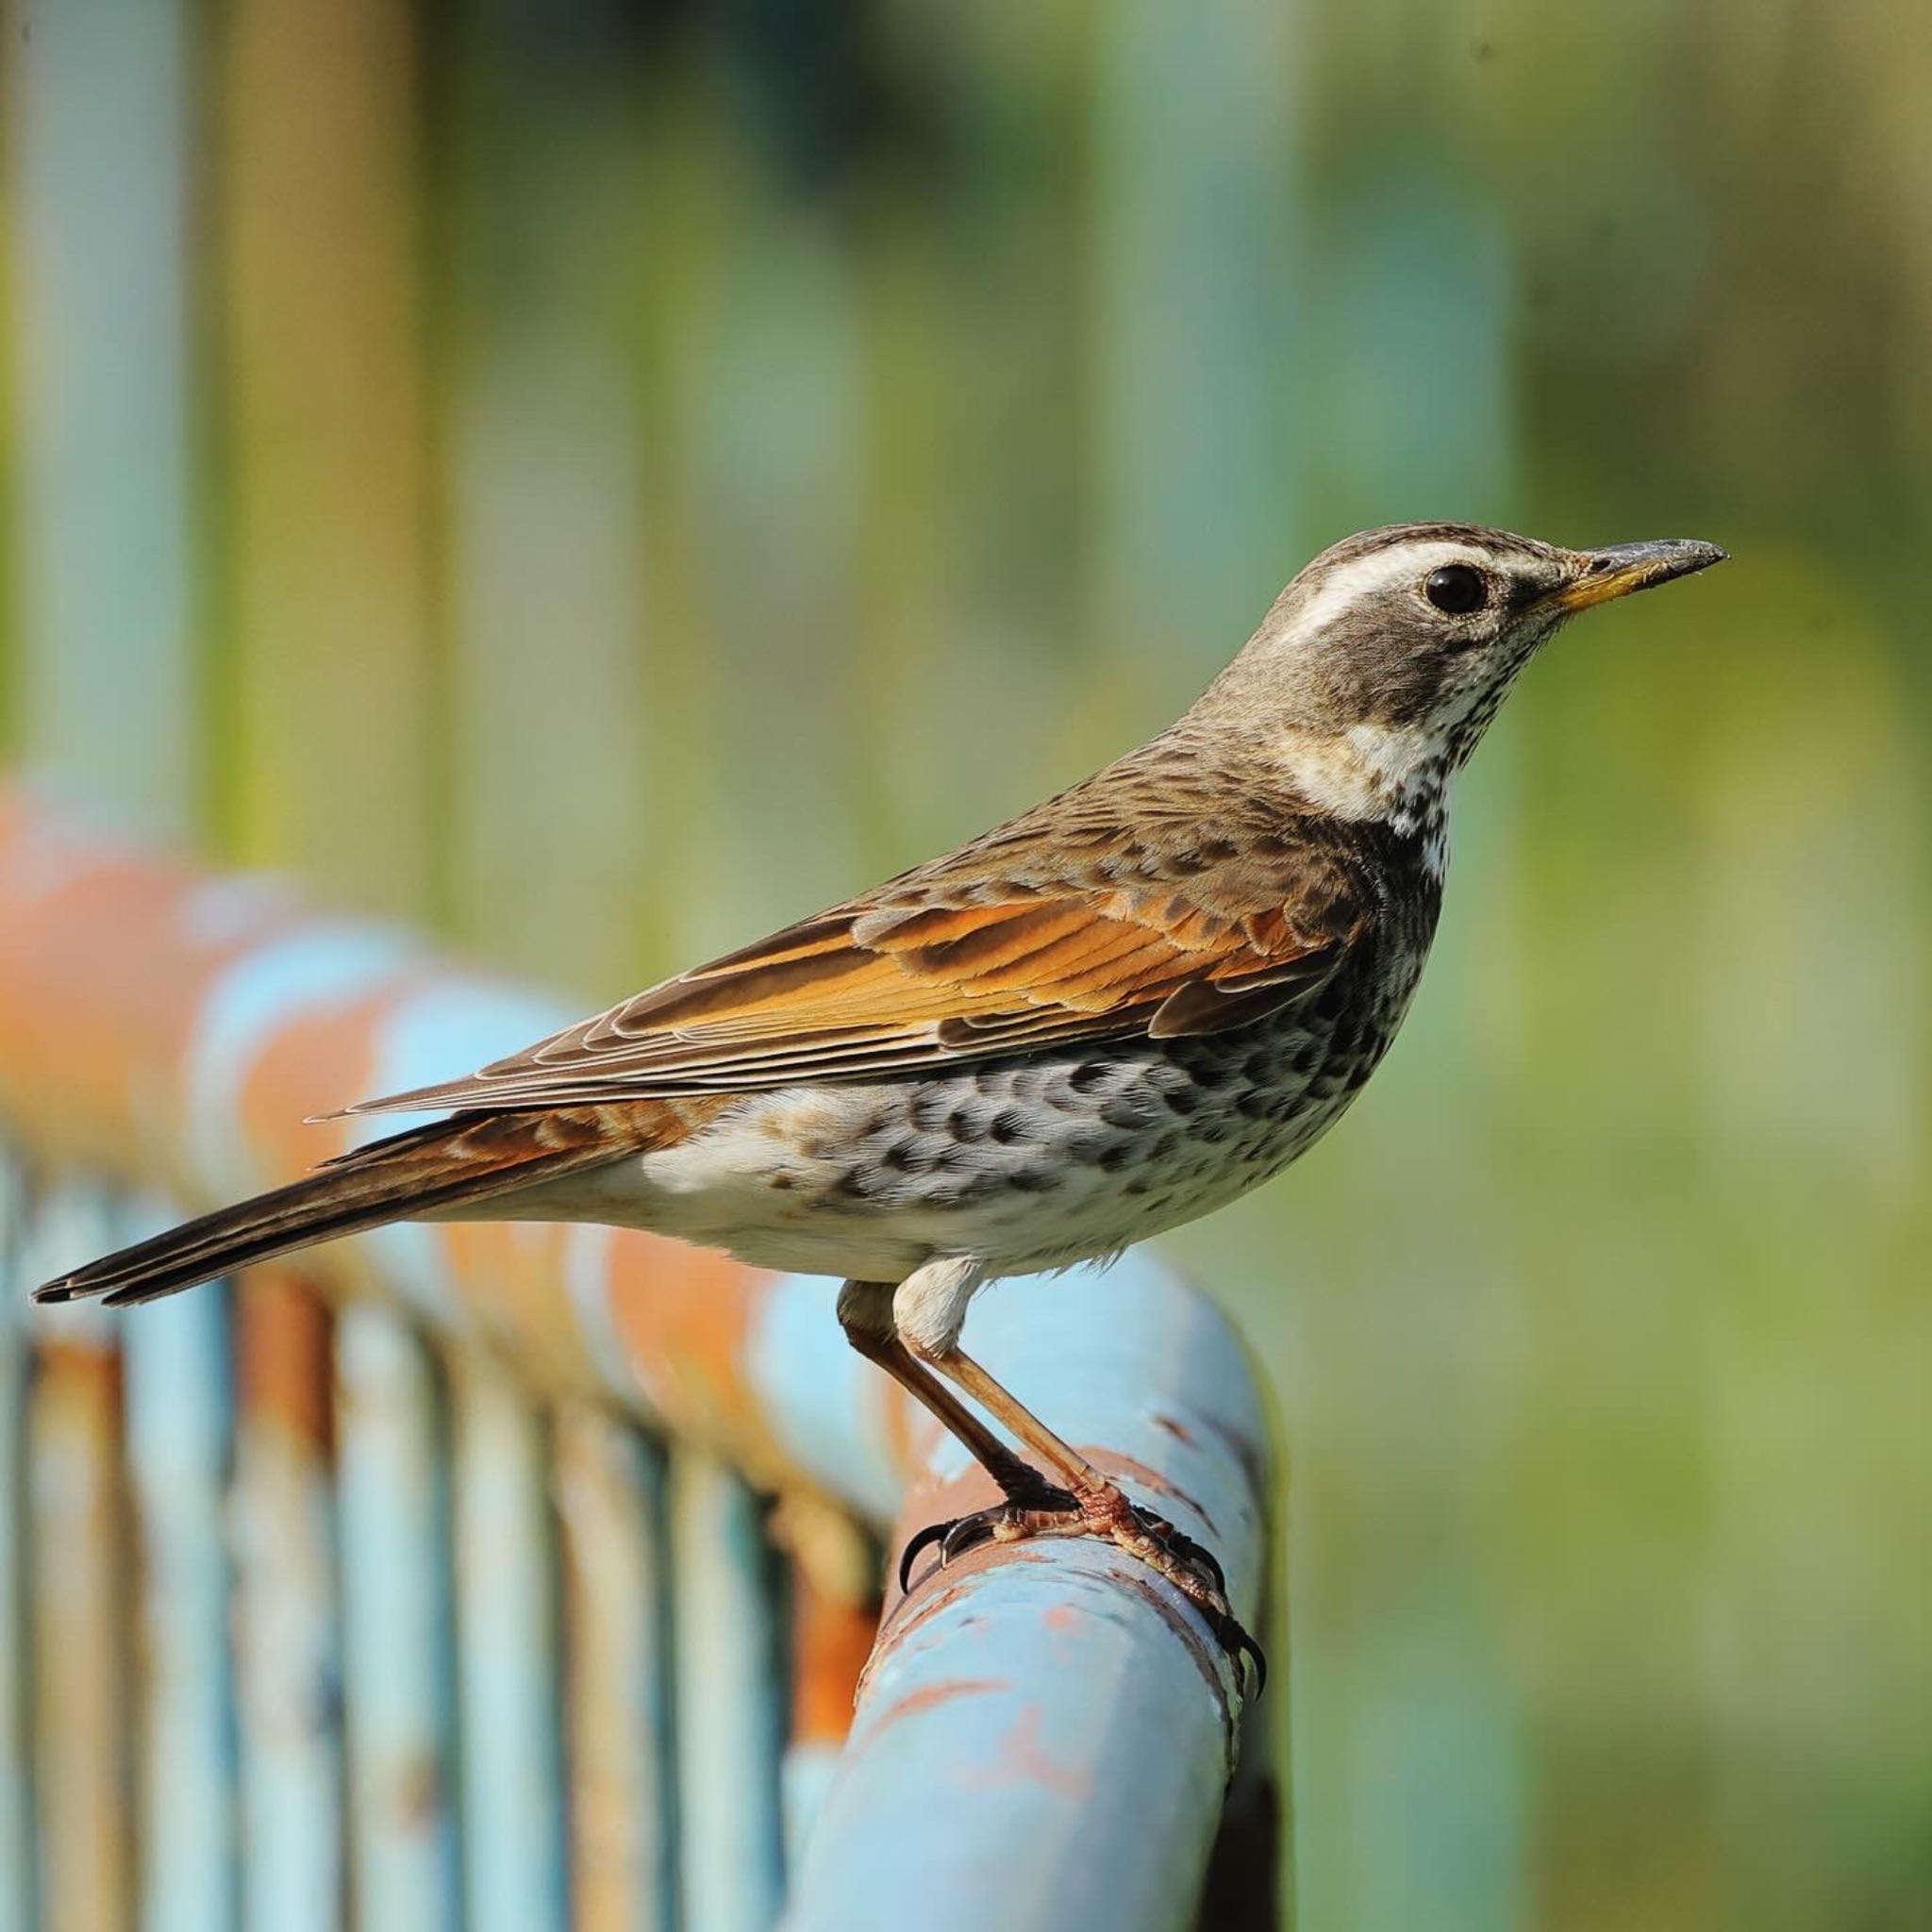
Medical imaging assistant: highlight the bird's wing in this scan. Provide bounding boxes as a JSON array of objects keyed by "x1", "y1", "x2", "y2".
[{"x1": 341, "y1": 870, "x2": 1364, "y2": 1118}]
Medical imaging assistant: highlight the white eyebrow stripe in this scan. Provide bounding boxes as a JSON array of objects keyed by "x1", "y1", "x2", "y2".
[{"x1": 1288, "y1": 541, "x2": 1499, "y2": 636}]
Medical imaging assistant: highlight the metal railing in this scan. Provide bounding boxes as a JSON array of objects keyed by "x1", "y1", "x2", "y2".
[{"x1": 0, "y1": 786, "x2": 1275, "y2": 1931}]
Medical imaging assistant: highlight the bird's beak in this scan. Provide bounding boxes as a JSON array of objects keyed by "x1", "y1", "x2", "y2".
[{"x1": 1552, "y1": 538, "x2": 1728, "y2": 613}]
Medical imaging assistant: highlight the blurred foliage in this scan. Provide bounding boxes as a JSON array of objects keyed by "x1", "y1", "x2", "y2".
[{"x1": 3, "y1": 1, "x2": 1928, "y2": 1926}]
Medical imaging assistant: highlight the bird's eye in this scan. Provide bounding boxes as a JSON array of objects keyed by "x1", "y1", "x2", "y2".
[{"x1": 1424, "y1": 564, "x2": 1487, "y2": 615}]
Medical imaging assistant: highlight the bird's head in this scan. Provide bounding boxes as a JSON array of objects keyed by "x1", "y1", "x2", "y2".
[{"x1": 1205, "y1": 522, "x2": 1725, "y2": 837}]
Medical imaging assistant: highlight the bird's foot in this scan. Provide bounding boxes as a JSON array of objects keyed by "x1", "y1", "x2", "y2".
[
  {"x1": 897, "y1": 1466, "x2": 1084, "y2": 1591},
  {"x1": 898, "y1": 1477, "x2": 1263, "y2": 1697},
  {"x1": 1071, "y1": 1484, "x2": 1264, "y2": 1698}
]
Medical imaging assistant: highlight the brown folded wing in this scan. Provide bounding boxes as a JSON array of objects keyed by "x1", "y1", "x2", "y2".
[{"x1": 341, "y1": 882, "x2": 1361, "y2": 1118}]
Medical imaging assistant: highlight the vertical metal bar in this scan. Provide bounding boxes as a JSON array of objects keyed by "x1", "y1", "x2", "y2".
[
  {"x1": 439, "y1": 14, "x2": 669, "y2": 1906},
  {"x1": 451, "y1": 1352, "x2": 565, "y2": 1932},
  {"x1": 442, "y1": 0, "x2": 656, "y2": 991},
  {"x1": 669, "y1": 1449, "x2": 784, "y2": 1932},
  {"x1": 553, "y1": 1405, "x2": 675, "y2": 1932},
  {"x1": 335, "y1": 1303, "x2": 458, "y2": 1930},
  {"x1": 654, "y1": 9, "x2": 867, "y2": 962},
  {"x1": 843, "y1": 3, "x2": 1091, "y2": 881},
  {"x1": 231, "y1": 1273, "x2": 341, "y2": 1932},
  {"x1": 5, "y1": 2, "x2": 227, "y2": 1924},
  {"x1": 780, "y1": 1566, "x2": 873, "y2": 1874},
  {"x1": 1082, "y1": 20, "x2": 1307, "y2": 1922},
  {"x1": 1, "y1": 0, "x2": 198, "y2": 828},
  {"x1": 219, "y1": 0, "x2": 435, "y2": 913},
  {"x1": 1263, "y1": 134, "x2": 1517, "y2": 1932},
  {"x1": 0, "y1": 1153, "x2": 34, "y2": 1932},
  {"x1": 23, "y1": 1183, "x2": 132, "y2": 1932},
  {"x1": 121, "y1": 1199, "x2": 238, "y2": 1932},
  {"x1": 1086, "y1": 0, "x2": 1305, "y2": 672}
]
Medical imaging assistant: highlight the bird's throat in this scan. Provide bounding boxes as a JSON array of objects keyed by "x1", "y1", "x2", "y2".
[{"x1": 1274, "y1": 722, "x2": 1452, "y2": 824}]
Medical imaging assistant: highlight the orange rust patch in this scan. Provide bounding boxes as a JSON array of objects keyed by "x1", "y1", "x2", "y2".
[
  {"x1": 897, "y1": 1462, "x2": 1008, "y2": 1521},
  {"x1": 1002, "y1": 1704, "x2": 1091, "y2": 1798},
  {"x1": 235, "y1": 1269, "x2": 334, "y2": 1453},
  {"x1": 237, "y1": 982, "x2": 415, "y2": 1186},
  {"x1": 604, "y1": 1233, "x2": 780, "y2": 1473},
  {"x1": 0, "y1": 851, "x2": 179, "y2": 1159},
  {"x1": 1004, "y1": 1707, "x2": 1097, "y2": 1792},
  {"x1": 0, "y1": 831, "x2": 295, "y2": 1175},
  {"x1": 24, "y1": 1318, "x2": 132, "y2": 1932},
  {"x1": 865, "y1": 1675, "x2": 1009, "y2": 1742},
  {"x1": 791, "y1": 1569, "x2": 878, "y2": 1747},
  {"x1": 33, "y1": 1334, "x2": 125, "y2": 1394},
  {"x1": 952, "y1": 1703, "x2": 1091, "y2": 1800}
]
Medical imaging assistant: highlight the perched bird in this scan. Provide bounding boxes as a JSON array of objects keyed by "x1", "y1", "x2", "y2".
[{"x1": 35, "y1": 523, "x2": 1724, "y2": 1680}]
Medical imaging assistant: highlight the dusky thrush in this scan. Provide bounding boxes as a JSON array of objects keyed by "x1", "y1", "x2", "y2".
[{"x1": 35, "y1": 523, "x2": 1726, "y2": 1680}]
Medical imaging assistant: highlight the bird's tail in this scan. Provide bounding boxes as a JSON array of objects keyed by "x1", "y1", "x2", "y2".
[{"x1": 31, "y1": 1106, "x2": 649, "y2": 1309}]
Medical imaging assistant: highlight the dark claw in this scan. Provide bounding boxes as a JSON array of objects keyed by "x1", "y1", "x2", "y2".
[
  {"x1": 1154, "y1": 1523, "x2": 1226, "y2": 1598},
  {"x1": 897, "y1": 1517, "x2": 953, "y2": 1593},
  {"x1": 1223, "y1": 1618, "x2": 1268, "y2": 1701},
  {"x1": 1195, "y1": 1615, "x2": 1265, "y2": 1701},
  {"x1": 1141, "y1": 1557, "x2": 1262, "y2": 1700},
  {"x1": 940, "y1": 1511, "x2": 999, "y2": 1564},
  {"x1": 895, "y1": 1487, "x2": 1262, "y2": 1700},
  {"x1": 898, "y1": 1496, "x2": 1065, "y2": 1592},
  {"x1": 898, "y1": 1473, "x2": 1079, "y2": 1594}
]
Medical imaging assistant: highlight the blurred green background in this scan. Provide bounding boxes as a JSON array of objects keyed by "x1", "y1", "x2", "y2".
[{"x1": 3, "y1": 2, "x2": 1926, "y2": 1926}]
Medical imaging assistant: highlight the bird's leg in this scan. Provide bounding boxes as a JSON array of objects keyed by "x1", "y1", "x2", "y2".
[
  {"x1": 916, "y1": 1343, "x2": 1224, "y2": 1589},
  {"x1": 886, "y1": 1261, "x2": 1261, "y2": 1690},
  {"x1": 929, "y1": 1346, "x2": 1119, "y2": 1505},
  {"x1": 836, "y1": 1279, "x2": 1071, "y2": 1518}
]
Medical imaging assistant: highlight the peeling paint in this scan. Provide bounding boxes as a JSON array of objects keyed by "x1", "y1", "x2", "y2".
[{"x1": 866, "y1": 1676, "x2": 1011, "y2": 1742}]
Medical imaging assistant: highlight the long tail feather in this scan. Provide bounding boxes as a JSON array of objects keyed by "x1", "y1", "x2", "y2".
[{"x1": 32, "y1": 1108, "x2": 645, "y2": 1309}]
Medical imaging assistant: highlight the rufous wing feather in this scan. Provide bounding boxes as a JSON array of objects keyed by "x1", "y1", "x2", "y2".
[{"x1": 338, "y1": 875, "x2": 1363, "y2": 1119}]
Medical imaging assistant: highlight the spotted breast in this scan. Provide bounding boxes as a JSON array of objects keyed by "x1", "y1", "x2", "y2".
[{"x1": 514, "y1": 841, "x2": 1440, "y2": 1284}]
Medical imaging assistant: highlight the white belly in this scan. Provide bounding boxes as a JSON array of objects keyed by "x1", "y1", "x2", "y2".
[{"x1": 478, "y1": 1024, "x2": 1351, "y2": 1285}]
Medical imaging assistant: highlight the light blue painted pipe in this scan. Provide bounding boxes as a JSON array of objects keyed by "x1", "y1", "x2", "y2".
[
  {"x1": 778, "y1": 1742, "x2": 841, "y2": 1891},
  {"x1": 777, "y1": 1252, "x2": 1269, "y2": 1932},
  {"x1": 336, "y1": 1306, "x2": 459, "y2": 1931},
  {"x1": 231, "y1": 1324, "x2": 342, "y2": 1932},
  {"x1": 452, "y1": 1357, "x2": 566, "y2": 1932},
  {"x1": 0, "y1": 1154, "x2": 32, "y2": 1932},
  {"x1": 122, "y1": 1195, "x2": 237, "y2": 1932},
  {"x1": 20, "y1": 1182, "x2": 131, "y2": 1926},
  {"x1": 551, "y1": 1407, "x2": 675, "y2": 1931},
  {"x1": 4, "y1": 0, "x2": 198, "y2": 834},
  {"x1": 672, "y1": 1451, "x2": 787, "y2": 1932},
  {"x1": 797, "y1": 1545, "x2": 1237, "y2": 1930}
]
